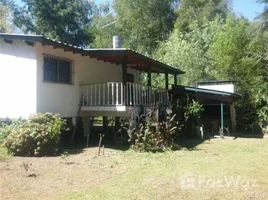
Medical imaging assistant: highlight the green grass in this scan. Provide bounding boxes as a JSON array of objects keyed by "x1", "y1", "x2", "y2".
[
  {"x1": 62, "y1": 138, "x2": 268, "y2": 200},
  {"x1": 1, "y1": 138, "x2": 268, "y2": 200}
]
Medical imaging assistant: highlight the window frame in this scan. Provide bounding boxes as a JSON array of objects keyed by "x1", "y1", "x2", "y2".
[{"x1": 43, "y1": 54, "x2": 73, "y2": 85}]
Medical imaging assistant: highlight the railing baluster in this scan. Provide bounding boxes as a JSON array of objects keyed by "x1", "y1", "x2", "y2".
[
  {"x1": 86, "y1": 86, "x2": 89, "y2": 106},
  {"x1": 102, "y1": 84, "x2": 104, "y2": 105},
  {"x1": 112, "y1": 83, "x2": 114, "y2": 105},
  {"x1": 116, "y1": 83, "x2": 119, "y2": 105},
  {"x1": 133, "y1": 83, "x2": 135, "y2": 106},
  {"x1": 139, "y1": 85, "x2": 141, "y2": 105},
  {"x1": 121, "y1": 83, "x2": 123, "y2": 105},
  {"x1": 98, "y1": 84, "x2": 101, "y2": 105},
  {"x1": 80, "y1": 82, "x2": 169, "y2": 108}
]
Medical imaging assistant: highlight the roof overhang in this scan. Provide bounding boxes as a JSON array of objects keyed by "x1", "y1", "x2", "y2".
[
  {"x1": 170, "y1": 85, "x2": 241, "y2": 104},
  {"x1": 0, "y1": 33, "x2": 184, "y2": 75}
]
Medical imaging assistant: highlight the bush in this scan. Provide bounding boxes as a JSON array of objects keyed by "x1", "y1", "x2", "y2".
[
  {"x1": 3, "y1": 113, "x2": 66, "y2": 156},
  {"x1": 125, "y1": 105, "x2": 182, "y2": 152},
  {"x1": 0, "y1": 119, "x2": 25, "y2": 143}
]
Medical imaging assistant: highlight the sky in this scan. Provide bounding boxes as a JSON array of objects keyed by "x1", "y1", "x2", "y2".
[{"x1": 14, "y1": 0, "x2": 265, "y2": 21}]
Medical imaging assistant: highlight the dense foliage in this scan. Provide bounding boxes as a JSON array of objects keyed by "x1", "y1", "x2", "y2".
[
  {"x1": 3, "y1": 113, "x2": 66, "y2": 156},
  {"x1": 0, "y1": 3, "x2": 13, "y2": 32},
  {"x1": 8, "y1": 0, "x2": 94, "y2": 46},
  {"x1": 120, "y1": 106, "x2": 181, "y2": 152}
]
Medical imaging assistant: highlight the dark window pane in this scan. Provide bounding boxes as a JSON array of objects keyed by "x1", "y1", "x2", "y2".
[
  {"x1": 58, "y1": 60, "x2": 71, "y2": 84},
  {"x1": 44, "y1": 57, "x2": 57, "y2": 82},
  {"x1": 127, "y1": 73, "x2": 134, "y2": 83}
]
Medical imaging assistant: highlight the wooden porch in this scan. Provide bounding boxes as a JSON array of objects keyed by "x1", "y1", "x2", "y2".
[{"x1": 80, "y1": 82, "x2": 168, "y2": 112}]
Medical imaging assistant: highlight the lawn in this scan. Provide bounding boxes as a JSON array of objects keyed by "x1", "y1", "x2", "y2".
[{"x1": 0, "y1": 138, "x2": 268, "y2": 200}]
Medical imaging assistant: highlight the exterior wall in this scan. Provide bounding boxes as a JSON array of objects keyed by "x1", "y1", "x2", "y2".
[
  {"x1": 0, "y1": 40, "x2": 37, "y2": 118},
  {"x1": 198, "y1": 84, "x2": 234, "y2": 93},
  {"x1": 35, "y1": 43, "x2": 141, "y2": 118}
]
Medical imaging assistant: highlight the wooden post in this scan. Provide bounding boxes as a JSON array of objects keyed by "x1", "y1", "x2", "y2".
[
  {"x1": 114, "y1": 117, "x2": 120, "y2": 143},
  {"x1": 220, "y1": 103, "x2": 224, "y2": 138},
  {"x1": 122, "y1": 55, "x2": 127, "y2": 105},
  {"x1": 174, "y1": 73, "x2": 177, "y2": 86},
  {"x1": 103, "y1": 117, "x2": 108, "y2": 129},
  {"x1": 98, "y1": 134, "x2": 104, "y2": 156},
  {"x1": 148, "y1": 68, "x2": 152, "y2": 104},
  {"x1": 165, "y1": 73, "x2": 169, "y2": 90},
  {"x1": 147, "y1": 68, "x2": 152, "y2": 87},
  {"x1": 230, "y1": 102, "x2": 236, "y2": 134}
]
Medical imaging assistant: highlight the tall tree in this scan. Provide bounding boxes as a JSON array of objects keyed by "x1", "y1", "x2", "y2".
[
  {"x1": 90, "y1": 2, "x2": 118, "y2": 48},
  {"x1": 0, "y1": 2, "x2": 13, "y2": 33},
  {"x1": 175, "y1": 0, "x2": 231, "y2": 32},
  {"x1": 12, "y1": 0, "x2": 94, "y2": 46},
  {"x1": 156, "y1": 17, "x2": 223, "y2": 86},
  {"x1": 113, "y1": 0, "x2": 176, "y2": 54}
]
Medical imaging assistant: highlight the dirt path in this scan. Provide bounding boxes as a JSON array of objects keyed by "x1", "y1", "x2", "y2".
[{"x1": 0, "y1": 147, "x2": 126, "y2": 200}]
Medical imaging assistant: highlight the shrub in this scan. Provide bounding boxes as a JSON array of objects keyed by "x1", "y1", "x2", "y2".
[
  {"x1": 0, "y1": 119, "x2": 25, "y2": 143},
  {"x1": 3, "y1": 113, "x2": 66, "y2": 156},
  {"x1": 126, "y1": 105, "x2": 182, "y2": 152}
]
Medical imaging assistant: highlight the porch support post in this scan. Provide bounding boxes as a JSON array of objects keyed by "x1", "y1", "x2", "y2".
[
  {"x1": 147, "y1": 67, "x2": 152, "y2": 104},
  {"x1": 147, "y1": 68, "x2": 151, "y2": 87},
  {"x1": 230, "y1": 102, "x2": 236, "y2": 134},
  {"x1": 220, "y1": 102, "x2": 224, "y2": 138},
  {"x1": 165, "y1": 72, "x2": 169, "y2": 90},
  {"x1": 103, "y1": 117, "x2": 108, "y2": 129},
  {"x1": 174, "y1": 73, "x2": 177, "y2": 86},
  {"x1": 122, "y1": 55, "x2": 127, "y2": 105}
]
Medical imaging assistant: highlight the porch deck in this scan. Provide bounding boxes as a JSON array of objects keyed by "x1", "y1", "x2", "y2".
[{"x1": 80, "y1": 82, "x2": 168, "y2": 112}]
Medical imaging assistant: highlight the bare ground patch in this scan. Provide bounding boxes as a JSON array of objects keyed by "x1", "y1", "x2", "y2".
[{"x1": 0, "y1": 147, "x2": 127, "y2": 200}]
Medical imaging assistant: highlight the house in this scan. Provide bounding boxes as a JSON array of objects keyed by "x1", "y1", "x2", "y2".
[
  {"x1": 0, "y1": 33, "x2": 241, "y2": 140},
  {"x1": 0, "y1": 33, "x2": 184, "y2": 122}
]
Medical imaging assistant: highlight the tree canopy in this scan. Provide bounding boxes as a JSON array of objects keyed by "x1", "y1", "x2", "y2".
[
  {"x1": 11, "y1": 0, "x2": 94, "y2": 46},
  {"x1": 0, "y1": 3, "x2": 13, "y2": 32}
]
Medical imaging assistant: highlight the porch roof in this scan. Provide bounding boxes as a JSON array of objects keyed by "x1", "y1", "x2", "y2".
[
  {"x1": 0, "y1": 33, "x2": 184, "y2": 75},
  {"x1": 170, "y1": 85, "x2": 241, "y2": 104}
]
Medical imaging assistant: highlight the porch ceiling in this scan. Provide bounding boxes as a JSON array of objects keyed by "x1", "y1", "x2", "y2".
[{"x1": 0, "y1": 33, "x2": 184, "y2": 75}]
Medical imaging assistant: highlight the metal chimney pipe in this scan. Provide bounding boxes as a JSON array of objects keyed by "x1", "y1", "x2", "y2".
[{"x1": 113, "y1": 35, "x2": 121, "y2": 49}]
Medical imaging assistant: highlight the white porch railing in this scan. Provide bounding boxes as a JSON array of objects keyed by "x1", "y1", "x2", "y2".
[{"x1": 80, "y1": 82, "x2": 168, "y2": 107}]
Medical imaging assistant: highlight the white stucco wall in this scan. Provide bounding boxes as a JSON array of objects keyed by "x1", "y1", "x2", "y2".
[
  {"x1": 0, "y1": 40, "x2": 37, "y2": 118},
  {"x1": 35, "y1": 43, "x2": 141, "y2": 118},
  {"x1": 0, "y1": 39, "x2": 141, "y2": 118}
]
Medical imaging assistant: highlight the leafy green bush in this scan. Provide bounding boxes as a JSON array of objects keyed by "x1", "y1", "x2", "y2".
[
  {"x1": 0, "y1": 119, "x2": 25, "y2": 143},
  {"x1": 126, "y1": 106, "x2": 181, "y2": 152},
  {"x1": 3, "y1": 113, "x2": 66, "y2": 156}
]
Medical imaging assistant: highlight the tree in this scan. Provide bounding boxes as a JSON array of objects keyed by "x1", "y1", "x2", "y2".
[
  {"x1": 12, "y1": 0, "x2": 94, "y2": 46},
  {"x1": 113, "y1": 0, "x2": 176, "y2": 54},
  {"x1": 0, "y1": 4, "x2": 13, "y2": 32},
  {"x1": 156, "y1": 17, "x2": 223, "y2": 86},
  {"x1": 209, "y1": 14, "x2": 267, "y2": 131},
  {"x1": 90, "y1": 2, "x2": 118, "y2": 48},
  {"x1": 175, "y1": 0, "x2": 231, "y2": 32}
]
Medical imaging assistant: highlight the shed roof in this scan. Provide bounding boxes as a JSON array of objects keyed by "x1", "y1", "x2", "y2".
[
  {"x1": 0, "y1": 33, "x2": 184, "y2": 75},
  {"x1": 171, "y1": 85, "x2": 241, "y2": 104}
]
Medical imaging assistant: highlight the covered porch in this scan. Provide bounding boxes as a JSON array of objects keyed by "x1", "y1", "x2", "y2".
[
  {"x1": 170, "y1": 85, "x2": 241, "y2": 136},
  {"x1": 80, "y1": 49, "x2": 184, "y2": 113}
]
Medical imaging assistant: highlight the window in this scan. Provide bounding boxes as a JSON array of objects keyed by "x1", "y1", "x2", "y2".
[
  {"x1": 44, "y1": 56, "x2": 72, "y2": 84},
  {"x1": 127, "y1": 73, "x2": 134, "y2": 83}
]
